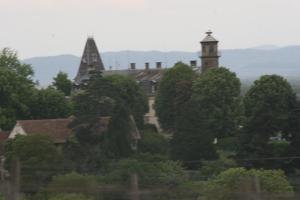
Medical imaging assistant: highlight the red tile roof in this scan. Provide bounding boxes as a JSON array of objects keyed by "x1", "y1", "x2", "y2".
[{"x1": 17, "y1": 117, "x2": 110, "y2": 144}]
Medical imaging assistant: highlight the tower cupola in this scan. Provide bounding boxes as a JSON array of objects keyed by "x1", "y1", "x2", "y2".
[{"x1": 200, "y1": 31, "x2": 220, "y2": 73}]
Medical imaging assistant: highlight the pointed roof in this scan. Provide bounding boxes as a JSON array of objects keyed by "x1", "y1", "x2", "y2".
[
  {"x1": 201, "y1": 30, "x2": 218, "y2": 43},
  {"x1": 74, "y1": 37, "x2": 105, "y2": 85}
]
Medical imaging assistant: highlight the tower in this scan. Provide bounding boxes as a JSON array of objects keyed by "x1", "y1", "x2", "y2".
[
  {"x1": 200, "y1": 31, "x2": 220, "y2": 73},
  {"x1": 74, "y1": 37, "x2": 105, "y2": 85}
]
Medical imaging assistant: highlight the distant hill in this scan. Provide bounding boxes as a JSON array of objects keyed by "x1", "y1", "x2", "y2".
[{"x1": 23, "y1": 46, "x2": 300, "y2": 86}]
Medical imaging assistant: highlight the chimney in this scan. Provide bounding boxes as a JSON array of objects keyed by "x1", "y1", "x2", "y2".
[
  {"x1": 130, "y1": 63, "x2": 136, "y2": 70},
  {"x1": 145, "y1": 62, "x2": 150, "y2": 70},
  {"x1": 190, "y1": 60, "x2": 197, "y2": 67},
  {"x1": 156, "y1": 62, "x2": 162, "y2": 69}
]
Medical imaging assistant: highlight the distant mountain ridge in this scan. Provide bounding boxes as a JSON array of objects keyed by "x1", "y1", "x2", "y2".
[{"x1": 23, "y1": 46, "x2": 300, "y2": 86}]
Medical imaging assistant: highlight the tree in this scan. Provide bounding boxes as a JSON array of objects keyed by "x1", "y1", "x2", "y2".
[
  {"x1": 65, "y1": 72, "x2": 140, "y2": 172},
  {"x1": 155, "y1": 62, "x2": 196, "y2": 131},
  {"x1": 29, "y1": 87, "x2": 73, "y2": 119},
  {"x1": 52, "y1": 71, "x2": 72, "y2": 96},
  {"x1": 4, "y1": 134, "x2": 62, "y2": 190},
  {"x1": 238, "y1": 75, "x2": 297, "y2": 167},
  {"x1": 191, "y1": 67, "x2": 241, "y2": 138},
  {"x1": 171, "y1": 67, "x2": 241, "y2": 167},
  {"x1": 104, "y1": 75, "x2": 148, "y2": 128},
  {"x1": 0, "y1": 48, "x2": 35, "y2": 130},
  {"x1": 203, "y1": 168, "x2": 293, "y2": 200}
]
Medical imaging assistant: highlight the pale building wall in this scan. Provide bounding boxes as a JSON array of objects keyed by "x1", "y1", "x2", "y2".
[
  {"x1": 144, "y1": 97, "x2": 162, "y2": 132},
  {"x1": 8, "y1": 123, "x2": 27, "y2": 139}
]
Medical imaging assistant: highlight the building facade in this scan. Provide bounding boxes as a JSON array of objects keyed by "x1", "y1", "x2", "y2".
[{"x1": 74, "y1": 31, "x2": 220, "y2": 96}]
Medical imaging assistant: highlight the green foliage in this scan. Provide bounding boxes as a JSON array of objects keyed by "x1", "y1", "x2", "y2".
[
  {"x1": 4, "y1": 134, "x2": 61, "y2": 169},
  {"x1": 139, "y1": 127, "x2": 169, "y2": 155},
  {"x1": 239, "y1": 75, "x2": 297, "y2": 166},
  {"x1": 199, "y1": 151, "x2": 237, "y2": 178},
  {"x1": 216, "y1": 137, "x2": 239, "y2": 152},
  {"x1": 29, "y1": 87, "x2": 72, "y2": 119},
  {"x1": 104, "y1": 158, "x2": 187, "y2": 188},
  {"x1": 155, "y1": 62, "x2": 196, "y2": 131},
  {"x1": 0, "y1": 48, "x2": 35, "y2": 130},
  {"x1": 48, "y1": 193, "x2": 94, "y2": 200},
  {"x1": 52, "y1": 71, "x2": 72, "y2": 96},
  {"x1": 46, "y1": 172, "x2": 98, "y2": 194},
  {"x1": 269, "y1": 140, "x2": 290, "y2": 156},
  {"x1": 4, "y1": 134, "x2": 62, "y2": 191},
  {"x1": 171, "y1": 67, "x2": 241, "y2": 167},
  {"x1": 67, "y1": 72, "x2": 147, "y2": 172},
  {"x1": 203, "y1": 168, "x2": 293, "y2": 200},
  {"x1": 103, "y1": 104, "x2": 133, "y2": 158},
  {"x1": 104, "y1": 75, "x2": 149, "y2": 128},
  {"x1": 191, "y1": 67, "x2": 241, "y2": 138}
]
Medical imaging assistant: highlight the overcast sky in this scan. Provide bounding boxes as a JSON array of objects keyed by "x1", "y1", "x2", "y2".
[{"x1": 0, "y1": 0, "x2": 299, "y2": 58}]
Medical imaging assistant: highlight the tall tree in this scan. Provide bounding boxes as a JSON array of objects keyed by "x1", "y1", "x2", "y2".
[
  {"x1": 65, "y1": 72, "x2": 144, "y2": 172},
  {"x1": 155, "y1": 62, "x2": 196, "y2": 131},
  {"x1": 52, "y1": 71, "x2": 72, "y2": 96},
  {"x1": 238, "y1": 75, "x2": 297, "y2": 167},
  {"x1": 0, "y1": 48, "x2": 35, "y2": 130},
  {"x1": 104, "y1": 75, "x2": 148, "y2": 128},
  {"x1": 191, "y1": 67, "x2": 241, "y2": 138},
  {"x1": 171, "y1": 67, "x2": 241, "y2": 167}
]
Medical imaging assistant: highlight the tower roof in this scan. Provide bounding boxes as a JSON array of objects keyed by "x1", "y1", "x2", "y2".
[
  {"x1": 201, "y1": 30, "x2": 218, "y2": 43},
  {"x1": 74, "y1": 37, "x2": 105, "y2": 85}
]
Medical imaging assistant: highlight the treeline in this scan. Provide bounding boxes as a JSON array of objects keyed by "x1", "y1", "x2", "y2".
[{"x1": 156, "y1": 62, "x2": 300, "y2": 171}]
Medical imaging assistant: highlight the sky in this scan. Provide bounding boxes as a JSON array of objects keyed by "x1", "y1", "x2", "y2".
[{"x1": 0, "y1": 0, "x2": 299, "y2": 58}]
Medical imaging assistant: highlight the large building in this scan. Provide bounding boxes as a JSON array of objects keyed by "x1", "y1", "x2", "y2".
[{"x1": 74, "y1": 31, "x2": 220, "y2": 96}]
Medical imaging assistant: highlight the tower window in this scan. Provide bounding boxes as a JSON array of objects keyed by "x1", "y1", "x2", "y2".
[{"x1": 209, "y1": 45, "x2": 214, "y2": 54}]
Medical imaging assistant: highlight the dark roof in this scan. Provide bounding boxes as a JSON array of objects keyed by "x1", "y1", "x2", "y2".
[
  {"x1": 17, "y1": 118, "x2": 110, "y2": 144},
  {"x1": 103, "y1": 68, "x2": 164, "y2": 82},
  {"x1": 201, "y1": 31, "x2": 218, "y2": 43},
  {"x1": 75, "y1": 37, "x2": 105, "y2": 85}
]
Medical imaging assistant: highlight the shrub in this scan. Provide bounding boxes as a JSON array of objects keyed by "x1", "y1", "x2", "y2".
[
  {"x1": 139, "y1": 129, "x2": 169, "y2": 155},
  {"x1": 203, "y1": 168, "x2": 293, "y2": 200},
  {"x1": 199, "y1": 151, "x2": 237, "y2": 178},
  {"x1": 49, "y1": 193, "x2": 94, "y2": 200},
  {"x1": 46, "y1": 172, "x2": 99, "y2": 194},
  {"x1": 104, "y1": 158, "x2": 187, "y2": 188}
]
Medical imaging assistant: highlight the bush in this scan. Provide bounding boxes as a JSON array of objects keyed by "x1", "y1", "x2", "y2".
[
  {"x1": 203, "y1": 168, "x2": 293, "y2": 200},
  {"x1": 104, "y1": 158, "x2": 187, "y2": 188},
  {"x1": 199, "y1": 151, "x2": 237, "y2": 178},
  {"x1": 46, "y1": 172, "x2": 99, "y2": 194},
  {"x1": 49, "y1": 193, "x2": 94, "y2": 200},
  {"x1": 139, "y1": 129, "x2": 169, "y2": 155}
]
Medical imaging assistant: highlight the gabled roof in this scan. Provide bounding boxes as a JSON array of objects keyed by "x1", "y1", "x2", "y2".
[
  {"x1": 11, "y1": 116, "x2": 140, "y2": 146},
  {"x1": 16, "y1": 118, "x2": 110, "y2": 144},
  {"x1": 17, "y1": 119, "x2": 73, "y2": 143}
]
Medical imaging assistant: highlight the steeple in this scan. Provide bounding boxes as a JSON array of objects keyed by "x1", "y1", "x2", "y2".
[
  {"x1": 200, "y1": 30, "x2": 220, "y2": 73},
  {"x1": 74, "y1": 37, "x2": 105, "y2": 85}
]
